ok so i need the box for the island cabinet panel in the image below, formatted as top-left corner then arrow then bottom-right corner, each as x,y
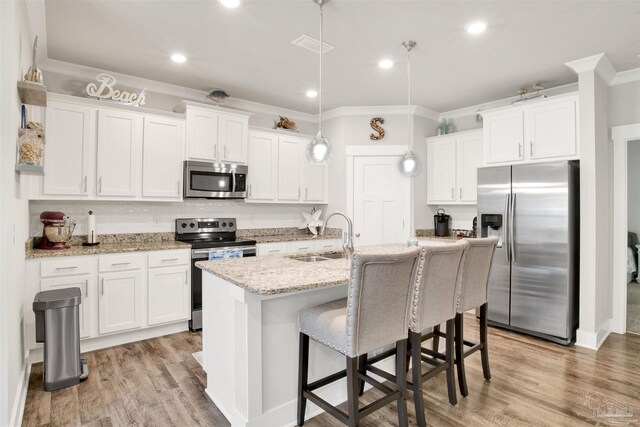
246,132 -> 278,201
218,114 -> 249,164
41,274 -> 93,339
186,108 -> 218,161
96,109 -> 143,197
43,101 -> 96,196
147,265 -> 189,325
98,269 -> 143,334
142,116 -> 184,199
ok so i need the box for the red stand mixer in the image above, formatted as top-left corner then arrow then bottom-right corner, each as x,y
37,211 -> 76,250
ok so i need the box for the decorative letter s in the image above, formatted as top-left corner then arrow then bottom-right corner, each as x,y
370,117 -> 385,141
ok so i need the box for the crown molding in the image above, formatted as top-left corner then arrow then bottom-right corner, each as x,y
322,105 -> 438,122
565,53 -> 617,84
610,67 -> 640,87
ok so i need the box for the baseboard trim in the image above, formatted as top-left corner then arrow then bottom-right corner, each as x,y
9,352 -> 31,427
576,318 -> 611,350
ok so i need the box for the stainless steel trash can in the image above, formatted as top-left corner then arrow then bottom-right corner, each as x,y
33,287 -> 88,391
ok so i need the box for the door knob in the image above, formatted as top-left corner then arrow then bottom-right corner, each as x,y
355,233 -> 360,237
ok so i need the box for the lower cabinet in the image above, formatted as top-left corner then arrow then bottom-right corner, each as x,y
98,269 -> 143,334
148,265 -> 189,325
41,274 -> 93,339
256,239 -> 342,256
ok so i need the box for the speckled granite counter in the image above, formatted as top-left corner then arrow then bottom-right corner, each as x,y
239,227 -> 342,244
25,232 -> 190,259
196,244 -> 421,296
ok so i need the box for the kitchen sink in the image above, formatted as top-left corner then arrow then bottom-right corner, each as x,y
320,252 -> 345,259
291,255 -> 331,262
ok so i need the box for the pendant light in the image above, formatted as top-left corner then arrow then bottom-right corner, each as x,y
306,0 -> 331,164
399,40 -> 420,176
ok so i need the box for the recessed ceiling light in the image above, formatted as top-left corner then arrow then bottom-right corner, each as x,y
219,0 -> 240,8
306,89 -> 318,98
171,53 -> 187,63
465,20 -> 487,34
378,58 -> 394,69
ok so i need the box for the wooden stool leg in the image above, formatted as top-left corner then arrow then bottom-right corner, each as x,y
357,354 -> 367,396
411,331 -> 427,427
297,333 -> 309,426
480,303 -> 492,380
395,339 -> 409,427
432,324 -> 441,353
445,318 -> 457,405
346,356 -> 360,427
455,313 -> 469,397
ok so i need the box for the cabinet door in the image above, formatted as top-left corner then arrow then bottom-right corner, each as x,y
427,137 -> 457,203
41,275 -> 93,339
98,270 -> 142,334
525,99 -> 577,160
301,150 -> 327,203
44,102 -> 96,196
247,132 -> 278,200
456,132 -> 483,203
483,110 -> 524,164
289,240 -> 314,253
219,114 -> 248,164
148,266 -> 189,325
277,136 -> 303,201
142,116 -> 184,199
186,109 -> 218,161
97,110 -> 143,197
313,239 -> 343,251
256,242 -> 290,256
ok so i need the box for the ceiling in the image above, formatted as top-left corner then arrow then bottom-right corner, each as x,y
43,0 -> 640,114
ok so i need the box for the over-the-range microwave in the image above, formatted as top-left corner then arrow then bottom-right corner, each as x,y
183,161 -> 248,199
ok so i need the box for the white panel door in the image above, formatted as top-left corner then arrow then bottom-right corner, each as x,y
142,116 -> 184,199
277,136 -> 303,201
526,100 -> 577,160
98,270 -> 142,334
427,137 -> 457,203
186,108 -> 218,161
41,275 -> 93,339
148,266 -> 189,325
301,154 -> 327,203
353,156 -> 405,247
44,102 -> 96,196
456,132 -> 483,203
247,132 -> 278,200
483,110 -> 524,164
97,110 -> 143,197
219,114 -> 248,164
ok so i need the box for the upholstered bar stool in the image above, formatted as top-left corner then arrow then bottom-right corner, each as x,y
296,249 -> 422,427
360,241 -> 468,427
454,237 -> 498,397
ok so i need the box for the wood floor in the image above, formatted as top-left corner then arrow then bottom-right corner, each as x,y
22,315 -> 640,426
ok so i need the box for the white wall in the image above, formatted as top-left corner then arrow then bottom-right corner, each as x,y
627,141 -> 640,235
609,80 -> 640,127
0,0 -> 33,424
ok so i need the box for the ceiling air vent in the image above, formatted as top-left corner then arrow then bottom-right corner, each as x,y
291,34 -> 335,54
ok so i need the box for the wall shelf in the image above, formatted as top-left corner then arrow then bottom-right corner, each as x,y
15,164 -> 44,174
17,81 -> 47,107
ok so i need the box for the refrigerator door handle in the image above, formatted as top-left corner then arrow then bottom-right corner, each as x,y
503,193 -> 509,258
510,193 -> 517,263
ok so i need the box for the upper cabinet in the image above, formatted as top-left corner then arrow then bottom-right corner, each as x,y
142,116 -> 185,200
174,101 -> 251,164
482,93 -> 578,166
426,129 -> 482,205
246,130 -> 327,204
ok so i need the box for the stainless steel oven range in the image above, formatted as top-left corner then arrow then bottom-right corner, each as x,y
175,218 -> 256,331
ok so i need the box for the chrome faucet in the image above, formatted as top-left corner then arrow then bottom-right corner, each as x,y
320,212 -> 354,260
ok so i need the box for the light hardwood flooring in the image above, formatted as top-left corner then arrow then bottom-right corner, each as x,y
22,314 -> 640,426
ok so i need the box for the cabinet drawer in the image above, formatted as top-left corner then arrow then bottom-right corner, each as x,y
99,254 -> 144,272
314,239 -> 342,251
257,242 -> 289,256
41,257 -> 94,277
148,250 -> 189,268
289,241 -> 314,253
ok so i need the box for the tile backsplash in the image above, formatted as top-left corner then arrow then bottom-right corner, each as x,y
30,200 -> 326,237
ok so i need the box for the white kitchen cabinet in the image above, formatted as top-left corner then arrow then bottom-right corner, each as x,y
41,275 -> 93,339
247,131 -> 278,201
301,156 -> 327,202
313,239 -> 343,251
277,136 -> 304,201
185,108 -> 218,161
289,240 -> 314,253
256,242 -> 290,256
482,93 -> 579,166
427,129 -> 482,205
142,115 -> 185,199
525,98 -> 577,160
147,265 -> 189,325
43,101 -> 96,196
218,113 -> 249,164
96,109 -> 143,197
98,269 -> 143,334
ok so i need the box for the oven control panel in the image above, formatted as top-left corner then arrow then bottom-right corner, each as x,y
175,218 -> 237,234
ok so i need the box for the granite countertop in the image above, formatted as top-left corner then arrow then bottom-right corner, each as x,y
238,227 -> 342,244
251,234 -> 342,244
196,244 -> 429,296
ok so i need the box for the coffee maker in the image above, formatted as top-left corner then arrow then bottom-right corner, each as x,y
434,208 -> 451,237
37,211 -> 76,250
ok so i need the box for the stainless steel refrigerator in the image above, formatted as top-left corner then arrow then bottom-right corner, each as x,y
477,161 -> 579,344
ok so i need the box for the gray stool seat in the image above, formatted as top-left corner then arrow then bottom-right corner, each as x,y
298,298 -> 348,355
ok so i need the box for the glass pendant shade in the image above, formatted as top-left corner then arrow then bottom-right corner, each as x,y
399,150 -> 420,176
306,131 -> 331,164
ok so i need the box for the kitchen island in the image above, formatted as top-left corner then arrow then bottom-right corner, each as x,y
196,245 -> 418,427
